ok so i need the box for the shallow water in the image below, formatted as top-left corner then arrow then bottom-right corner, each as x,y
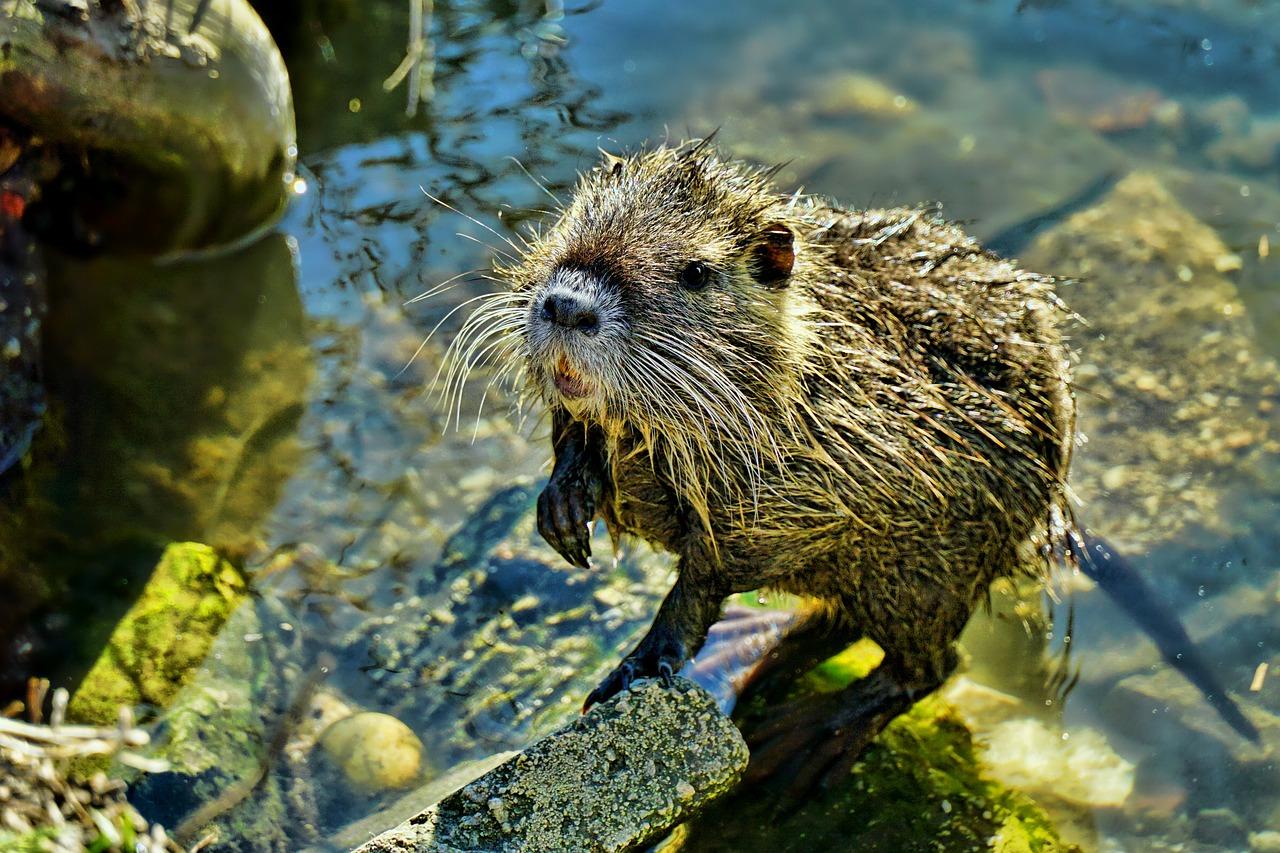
4,0 -> 1280,849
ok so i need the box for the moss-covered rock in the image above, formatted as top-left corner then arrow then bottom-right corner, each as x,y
354,678 -> 748,853
0,229 -> 308,707
669,642 -> 1072,853
67,543 -> 247,725
126,593 -> 309,852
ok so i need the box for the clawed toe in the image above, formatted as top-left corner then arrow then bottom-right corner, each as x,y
537,483 -> 594,568
582,633 -> 688,712
656,659 -> 676,687
583,660 -> 636,712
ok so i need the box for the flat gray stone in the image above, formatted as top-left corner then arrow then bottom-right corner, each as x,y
352,677 -> 748,853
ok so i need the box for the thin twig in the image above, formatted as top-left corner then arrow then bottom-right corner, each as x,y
384,0 -> 435,116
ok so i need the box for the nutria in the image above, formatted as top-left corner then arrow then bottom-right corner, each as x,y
453,139 -> 1256,793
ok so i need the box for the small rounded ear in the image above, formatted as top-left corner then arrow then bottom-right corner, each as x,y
599,150 -> 625,178
751,223 -> 794,286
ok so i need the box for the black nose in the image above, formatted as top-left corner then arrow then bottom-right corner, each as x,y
541,292 -> 600,335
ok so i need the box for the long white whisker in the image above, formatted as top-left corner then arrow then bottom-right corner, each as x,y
448,332 -> 521,430
404,268 -> 483,306
506,155 -> 563,208
435,298 -> 523,398
470,340 -> 525,439
404,291 -> 520,381
420,188 -> 524,257
434,293 -> 526,420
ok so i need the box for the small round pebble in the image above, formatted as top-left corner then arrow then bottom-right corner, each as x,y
319,712 -> 424,792
1251,830 -> 1280,853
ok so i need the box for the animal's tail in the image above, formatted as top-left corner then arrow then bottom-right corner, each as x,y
1066,529 -> 1260,743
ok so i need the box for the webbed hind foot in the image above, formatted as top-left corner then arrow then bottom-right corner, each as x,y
741,667 -> 911,800
735,611 -> 860,708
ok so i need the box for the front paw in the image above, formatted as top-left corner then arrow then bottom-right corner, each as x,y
583,630 -> 687,711
537,471 -> 597,569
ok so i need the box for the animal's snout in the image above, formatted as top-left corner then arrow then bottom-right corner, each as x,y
541,292 -> 600,336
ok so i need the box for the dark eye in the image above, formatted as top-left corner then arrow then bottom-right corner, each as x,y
679,261 -> 710,291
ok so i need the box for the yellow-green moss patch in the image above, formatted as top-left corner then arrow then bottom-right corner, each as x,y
67,543 -> 246,725
671,641 -> 1072,853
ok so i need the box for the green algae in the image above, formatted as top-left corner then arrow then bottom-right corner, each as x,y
0,827 -> 59,853
671,642 -> 1072,853
67,543 -> 247,726
0,230 -> 309,703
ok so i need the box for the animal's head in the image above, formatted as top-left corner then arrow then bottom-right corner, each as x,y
518,142 -> 816,425
457,141 -> 823,515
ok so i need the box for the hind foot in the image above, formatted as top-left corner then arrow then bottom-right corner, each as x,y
735,611 -> 860,708
741,666 -> 918,802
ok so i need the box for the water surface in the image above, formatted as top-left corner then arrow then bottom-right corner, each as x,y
7,0 -> 1280,849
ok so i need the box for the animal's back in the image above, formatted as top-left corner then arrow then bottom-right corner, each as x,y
709,205 -> 1074,612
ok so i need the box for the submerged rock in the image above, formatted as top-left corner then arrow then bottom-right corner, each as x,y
1103,666 -> 1273,764
125,594 -> 310,852
807,71 -> 918,121
1101,663 -> 1279,842
1193,807 -> 1250,849
943,679 -> 1135,814
67,542 -> 247,726
1035,65 -> 1169,134
1250,830 -> 1280,853
1024,171 -> 1280,552
1204,116 -> 1280,173
38,234 -> 311,555
353,678 -> 747,853
126,480 -> 678,850
318,712 -> 425,793
976,718 -> 1134,809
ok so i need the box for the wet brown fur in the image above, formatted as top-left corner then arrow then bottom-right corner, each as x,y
478,140 -> 1074,780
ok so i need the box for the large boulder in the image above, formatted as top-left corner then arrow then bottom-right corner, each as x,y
0,0 -> 296,254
